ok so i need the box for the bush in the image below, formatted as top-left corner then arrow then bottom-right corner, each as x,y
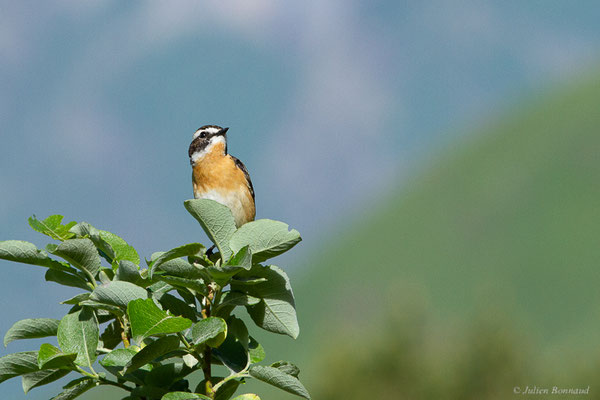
0,199 -> 310,400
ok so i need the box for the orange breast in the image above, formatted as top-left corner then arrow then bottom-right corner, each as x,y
192,145 -> 255,227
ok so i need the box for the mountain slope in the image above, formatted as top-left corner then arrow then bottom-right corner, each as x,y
252,73 -> 600,396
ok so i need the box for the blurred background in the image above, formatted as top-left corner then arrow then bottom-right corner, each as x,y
2,1 -> 600,399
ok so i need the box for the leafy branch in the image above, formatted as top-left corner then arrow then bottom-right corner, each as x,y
0,199 -> 309,400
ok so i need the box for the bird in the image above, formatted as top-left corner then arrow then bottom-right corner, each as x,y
189,125 -> 255,228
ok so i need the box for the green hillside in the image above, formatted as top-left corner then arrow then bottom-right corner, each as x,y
253,74 -> 600,397
301,72 -> 600,338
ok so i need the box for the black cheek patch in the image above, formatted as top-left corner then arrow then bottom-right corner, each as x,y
188,137 -> 209,160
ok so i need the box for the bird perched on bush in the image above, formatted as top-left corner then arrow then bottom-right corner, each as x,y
189,125 -> 255,228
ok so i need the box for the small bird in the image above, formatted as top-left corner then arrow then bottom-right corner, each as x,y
189,125 -> 255,228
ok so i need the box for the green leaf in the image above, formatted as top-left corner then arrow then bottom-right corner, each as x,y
149,251 -> 165,263
270,361 -> 300,378
50,377 -> 96,400
132,386 -> 169,399
45,269 -> 91,291
100,348 -> 137,368
207,247 -> 252,286
22,368 -> 71,393
90,281 -> 148,309
4,318 -> 60,346
124,336 -> 181,374
28,215 -> 76,241
37,343 -> 77,369
205,269 -> 237,290
100,348 -> 151,384
213,316 -> 248,373
145,363 -> 193,389
249,337 -> 266,364
156,258 -> 205,279
69,222 -> 116,264
128,299 -> 192,343
184,199 -> 237,260
148,281 -> 175,298
0,240 -> 70,270
149,243 -> 205,278
231,395 -> 261,400
158,293 -> 198,321
170,379 -> 193,392
232,265 -> 299,339
247,296 -> 298,338
227,245 -> 252,270
116,260 -> 145,285
249,365 -> 310,399
176,288 -> 197,306
218,291 -> 261,308
227,316 -> 249,350
62,376 -> 90,388
61,293 -> 91,305
213,341 -> 248,373
162,393 -> 211,400
50,238 -> 102,278
229,220 -> 301,263
99,267 -> 114,283
0,351 -> 39,384
95,309 -> 115,324
190,317 -> 227,347
101,349 -> 153,387
57,307 -> 99,367
99,230 -> 140,264
215,379 -> 241,400
79,300 -> 124,316
157,275 -> 207,296
98,320 -> 122,351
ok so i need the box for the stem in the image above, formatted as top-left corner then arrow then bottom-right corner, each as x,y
212,370 -> 250,393
121,332 -> 130,348
178,332 -> 192,349
213,285 -> 223,304
200,290 -> 211,320
75,365 -> 135,394
75,365 -> 97,379
202,283 -> 217,398
89,364 -> 98,376
118,316 -> 130,348
82,269 -> 97,288
203,349 -> 213,397
98,376 -> 133,392
77,366 -> 133,393
96,347 -> 112,354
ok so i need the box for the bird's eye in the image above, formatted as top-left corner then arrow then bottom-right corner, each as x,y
200,132 -> 207,138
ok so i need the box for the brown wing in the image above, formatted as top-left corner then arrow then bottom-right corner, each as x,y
231,155 -> 255,202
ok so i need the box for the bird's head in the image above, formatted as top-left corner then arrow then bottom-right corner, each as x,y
189,125 -> 229,164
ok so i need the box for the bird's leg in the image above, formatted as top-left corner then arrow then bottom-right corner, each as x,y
206,245 -> 215,257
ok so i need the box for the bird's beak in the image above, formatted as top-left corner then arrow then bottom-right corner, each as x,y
217,127 -> 229,136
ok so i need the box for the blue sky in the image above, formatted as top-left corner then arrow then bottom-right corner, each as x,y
1,1 -> 600,398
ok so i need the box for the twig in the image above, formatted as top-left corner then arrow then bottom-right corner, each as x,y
202,283 -> 217,398
212,370 -> 251,393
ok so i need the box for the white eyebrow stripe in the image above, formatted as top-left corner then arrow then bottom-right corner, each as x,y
193,126 -> 221,140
